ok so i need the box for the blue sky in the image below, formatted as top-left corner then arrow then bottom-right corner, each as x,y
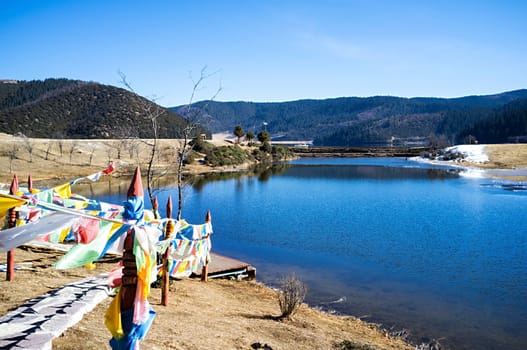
1,0 -> 526,106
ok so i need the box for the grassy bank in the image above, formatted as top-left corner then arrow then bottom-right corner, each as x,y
0,134 -> 293,186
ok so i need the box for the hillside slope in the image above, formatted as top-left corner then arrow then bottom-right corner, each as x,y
172,90 -> 527,146
0,79 -> 197,139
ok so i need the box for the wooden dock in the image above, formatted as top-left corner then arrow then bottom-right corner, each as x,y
195,252 -> 256,280
26,240 -> 256,280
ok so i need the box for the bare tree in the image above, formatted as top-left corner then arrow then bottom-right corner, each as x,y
132,141 -> 142,166
104,142 -> 114,163
116,141 -> 124,160
112,124 -> 138,163
118,68 -> 221,218
58,140 -> 64,157
8,144 -> 18,173
125,138 -> 142,164
20,134 -> 34,163
67,141 -> 79,164
52,131 -> 65,156
87,143 -> 97,165
119,71 -> 167,208
175,67 -> 222,219
45,142 -> 53,160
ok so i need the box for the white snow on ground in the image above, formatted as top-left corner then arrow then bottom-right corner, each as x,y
445,144 -> 489,164
409,144 -> 489,178
410,144 -> 489,166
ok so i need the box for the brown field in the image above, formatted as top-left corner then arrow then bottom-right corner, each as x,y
0,133 -> 217,186
0,246 -> 413,350
479,144 -> 527,169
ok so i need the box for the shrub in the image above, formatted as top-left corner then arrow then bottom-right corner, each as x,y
190,137 -> 214,153
204,145 -> 253,167
277,273 -> 307,319
271,145 -> 294,160
183,150 -> 198,165
260,141 -> 272,153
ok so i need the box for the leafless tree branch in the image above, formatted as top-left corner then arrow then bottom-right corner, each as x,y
175,67 -> 222,219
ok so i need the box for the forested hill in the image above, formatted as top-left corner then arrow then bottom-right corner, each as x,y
0,79 -> 192,139
172,90 -> 527,146
457,97 -> 527,144
2,79 -> 525,145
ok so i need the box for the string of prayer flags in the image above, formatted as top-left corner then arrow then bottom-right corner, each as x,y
0,212 -> 78,252
163,219 -> 213,278
55,219 -> 114,269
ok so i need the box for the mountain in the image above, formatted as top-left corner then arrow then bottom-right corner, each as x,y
458,97 -> 527,143
0,78 -> 197,139
2,79 -> 525,146
171,90 -> 527,146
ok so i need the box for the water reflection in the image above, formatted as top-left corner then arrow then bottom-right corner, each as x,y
73,164 -> 293,203
281,164 -> 460,181
191,164 -> 292,190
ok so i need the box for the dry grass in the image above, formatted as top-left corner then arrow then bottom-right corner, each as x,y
0,133 -> 192,186
0,247 -> 412,350
479,144 -> 527,169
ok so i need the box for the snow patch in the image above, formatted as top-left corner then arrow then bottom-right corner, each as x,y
445,145 -> 489,164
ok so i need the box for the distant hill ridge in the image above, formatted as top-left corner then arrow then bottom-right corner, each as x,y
172,89 -> 527,146
0,78 -> 193,139
1,78 -> 525,145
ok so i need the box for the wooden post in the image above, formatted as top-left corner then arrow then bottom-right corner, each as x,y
121,228 -> 137,311
161,196 -> 173,306
152,196 -> 159,219
120,167 -> 142,318
201,210 -> 211,282
27,174 -> 33,193
6,174 -> 19,281
166,195 -> 172,220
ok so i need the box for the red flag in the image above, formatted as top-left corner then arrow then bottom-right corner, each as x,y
103,162 -> 115,175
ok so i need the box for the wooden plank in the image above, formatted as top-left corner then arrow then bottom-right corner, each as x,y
195,252 -> 256,280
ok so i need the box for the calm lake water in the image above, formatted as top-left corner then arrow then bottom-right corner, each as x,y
76,158 -> 527,350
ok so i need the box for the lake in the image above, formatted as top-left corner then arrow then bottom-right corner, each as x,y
76,158 -> 527,350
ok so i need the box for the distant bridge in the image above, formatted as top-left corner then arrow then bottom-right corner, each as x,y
270,140 -> 313,147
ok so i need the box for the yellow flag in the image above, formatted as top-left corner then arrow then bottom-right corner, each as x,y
53,183 -> 72,199
105,288 -> 124,339
0,195 -> 26,218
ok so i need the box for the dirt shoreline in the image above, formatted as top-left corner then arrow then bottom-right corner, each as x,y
0,246 -> 416,350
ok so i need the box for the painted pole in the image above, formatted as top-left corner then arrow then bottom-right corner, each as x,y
152,196 -> 159,219
166,195 -> 172,221
120,167 -> 143,317
201,210 -> 211,282
27,174 -> 33,193
6,174 -> 19,281
161,196 -> 173,306
121,228 -> 137,310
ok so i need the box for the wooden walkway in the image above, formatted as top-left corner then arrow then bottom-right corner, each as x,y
24,242 -> 256,280
196,252 -> 256,280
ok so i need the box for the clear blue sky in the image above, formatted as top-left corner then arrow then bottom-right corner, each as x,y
1,0 -> 526,106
